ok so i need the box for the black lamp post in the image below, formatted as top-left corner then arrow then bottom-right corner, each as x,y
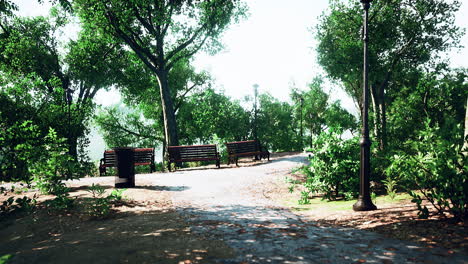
253,84 -> 260,160
253,84 -> 259,142
353,0 -> 377,211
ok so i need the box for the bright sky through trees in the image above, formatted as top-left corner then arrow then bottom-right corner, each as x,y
14,0 -> 468,116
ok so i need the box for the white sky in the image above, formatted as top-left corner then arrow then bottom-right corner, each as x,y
14,0 -> 468,113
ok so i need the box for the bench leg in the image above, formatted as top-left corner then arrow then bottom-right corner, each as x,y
235,157 -> 239,167
168,162 -> 172,172
216,160 -> 220,168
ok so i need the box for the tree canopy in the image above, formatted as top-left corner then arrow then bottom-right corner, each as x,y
74,0 -> 248,156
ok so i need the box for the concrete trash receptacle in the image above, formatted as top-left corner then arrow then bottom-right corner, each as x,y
113,147 -> 135,188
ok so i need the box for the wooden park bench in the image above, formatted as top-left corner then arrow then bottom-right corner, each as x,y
167,144 -> 220,172
99,148 -> 156,176
225,140 -> 270,166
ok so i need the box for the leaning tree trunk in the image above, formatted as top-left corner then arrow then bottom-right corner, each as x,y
379,87 -> 387,151
370,84 -> 386,151
370,84 -> 381,149
156,70 -> 179,161
464,97 -> 468,152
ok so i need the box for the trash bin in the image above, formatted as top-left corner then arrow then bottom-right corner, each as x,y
113,147 -> 135,188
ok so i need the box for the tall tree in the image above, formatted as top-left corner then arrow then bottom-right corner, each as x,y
316,0 -> 463,150
75,0 -> 247,156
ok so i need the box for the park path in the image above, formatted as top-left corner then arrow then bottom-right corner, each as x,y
145,153 -> 467,264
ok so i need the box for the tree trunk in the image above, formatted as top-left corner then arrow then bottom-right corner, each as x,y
370,84 -> 386,151
464,97 -> 468,152
379,87 -> 387,151
370,84 -> 381,145
156,70 -> 179,160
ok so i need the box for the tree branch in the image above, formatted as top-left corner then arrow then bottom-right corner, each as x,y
167,34 -> 209,70
165,25 -> 206,63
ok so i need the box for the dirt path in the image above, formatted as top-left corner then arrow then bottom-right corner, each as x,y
144,153 -> 468,264
1,153 -> 467,263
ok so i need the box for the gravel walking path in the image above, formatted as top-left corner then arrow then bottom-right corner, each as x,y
145,153 -> 467,264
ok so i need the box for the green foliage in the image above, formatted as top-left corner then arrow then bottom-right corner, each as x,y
387,68 -> 468,148
31,128 -> 74,194
0,11 -> 123,177
107,188 -> 126,202
316,0 -> 462,98
387,120 -> 467,220
86,184 -> 110,218
316,0 -> 464,149
179,88 -> 250,144
76,0 -> 248,149
290,78 -> 357,149
95,105 -> 161,149
0,254 -> 12,264
85,184 -> 126,218
0,186 -> 37,215
46,189 -> 74,213
382,175 -> 398,200
256,93 -> 299,152
293,128 -> 360,203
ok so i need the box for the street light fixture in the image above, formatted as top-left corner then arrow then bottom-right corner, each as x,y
353,0 -> 377,211
253,84 -> 260,160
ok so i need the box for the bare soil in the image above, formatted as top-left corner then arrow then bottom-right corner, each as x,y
0,181 -> 234,263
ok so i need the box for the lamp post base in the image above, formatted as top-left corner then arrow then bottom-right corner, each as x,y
353,195 -> 377,211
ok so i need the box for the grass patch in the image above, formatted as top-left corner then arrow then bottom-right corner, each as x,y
285,192 -> 412,212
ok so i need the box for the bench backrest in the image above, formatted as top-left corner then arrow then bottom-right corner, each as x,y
103,150 -> 117,167
225,140 -> 261,155
103,148 -> 154,166
168,144 -> 218,161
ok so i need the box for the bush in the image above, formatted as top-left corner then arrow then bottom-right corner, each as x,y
31,128 -> 74,195
0,185 -> 37,215
85,184 -> 126,218
292,128 -> 360,203
387,120 -> 467,220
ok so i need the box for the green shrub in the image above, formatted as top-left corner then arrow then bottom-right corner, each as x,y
382,175 -> 398,200
0,185 -> 37,215
387,120 -> 467,220
107,188 -> 126,202
292,128 -> 360,203
85,184 -> 126,218
31,128 -> 74,195
86,184 -> 110,218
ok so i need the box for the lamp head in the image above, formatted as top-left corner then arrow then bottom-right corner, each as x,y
360,0 -> 372,9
